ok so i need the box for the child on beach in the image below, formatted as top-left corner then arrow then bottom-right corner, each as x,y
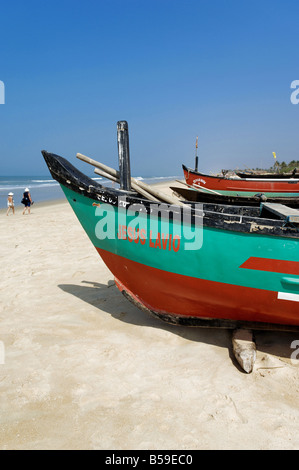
22,188 -> 32,215
6,192 -> 15,216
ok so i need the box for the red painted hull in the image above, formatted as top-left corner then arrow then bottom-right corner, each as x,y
183,166 -> 299,194
96,247 -> 299,328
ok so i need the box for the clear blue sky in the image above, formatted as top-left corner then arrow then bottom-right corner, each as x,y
1,0 -> 299,177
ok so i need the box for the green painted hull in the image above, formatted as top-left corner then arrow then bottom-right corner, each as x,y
62,185 -> 299,294
61,183 -> 299,327
41,151 -> 299,328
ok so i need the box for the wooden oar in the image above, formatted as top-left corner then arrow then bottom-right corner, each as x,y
176,179 -> 222,195
94,168 -> 160,202
77,152 -> 184,206
131,177 -> 185,206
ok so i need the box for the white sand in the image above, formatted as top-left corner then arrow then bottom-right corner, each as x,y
1,185 -> 299,450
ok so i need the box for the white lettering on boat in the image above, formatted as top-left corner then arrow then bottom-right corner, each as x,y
193,178 -> 206,185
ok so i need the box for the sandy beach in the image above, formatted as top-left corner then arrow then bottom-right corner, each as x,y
1,182 -> 299,450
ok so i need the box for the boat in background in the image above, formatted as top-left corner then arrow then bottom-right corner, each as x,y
170,185 -> 299,207
42,122 -> 299,332
183,164 -> 299,198
236,168 -> 299,179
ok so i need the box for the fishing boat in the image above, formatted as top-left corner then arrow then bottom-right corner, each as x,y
171,185 -> 299,207
42,123 -> 299,332
183,164 -> 299,198
236,169 -> 299,179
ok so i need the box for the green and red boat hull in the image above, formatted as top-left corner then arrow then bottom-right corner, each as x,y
61,182 -> 299,329
42,152 -> 299,330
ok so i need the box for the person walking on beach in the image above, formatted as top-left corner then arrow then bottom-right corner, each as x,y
6,192 -> 15,216
22,188 -> 32,215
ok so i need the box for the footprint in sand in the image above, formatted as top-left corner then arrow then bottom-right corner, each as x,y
200,393 -> 247,424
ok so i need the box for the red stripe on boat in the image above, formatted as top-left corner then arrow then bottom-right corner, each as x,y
183,167 -> 299,193
240,257 -> 299,275
95,247 -> 299,326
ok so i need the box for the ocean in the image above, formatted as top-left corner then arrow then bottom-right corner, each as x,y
0,174 -> 180,210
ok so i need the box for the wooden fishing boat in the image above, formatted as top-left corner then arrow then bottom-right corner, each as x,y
236,169 -> 299,179
170,185 -> 299,207
42,127 -> 299,332
183,164 -> 299,198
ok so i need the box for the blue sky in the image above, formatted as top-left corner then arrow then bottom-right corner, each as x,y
0,0 -> 299,177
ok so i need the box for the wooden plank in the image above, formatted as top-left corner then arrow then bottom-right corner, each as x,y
77,153 -> 185,206
94,168 -> 160,202
176,179 -> 222,195
261,202 -> 299,223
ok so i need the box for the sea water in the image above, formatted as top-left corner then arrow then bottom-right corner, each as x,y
0,175 -> 180,210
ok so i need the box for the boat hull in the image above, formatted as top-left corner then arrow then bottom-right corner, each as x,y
170,185 -> 299,207
42,152 -> 299,330
98,247 -> 299,329
183,165 -> 299,197
61,182 -> 299,329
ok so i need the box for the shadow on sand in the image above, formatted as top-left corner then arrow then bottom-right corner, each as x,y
58,279 -> 299,372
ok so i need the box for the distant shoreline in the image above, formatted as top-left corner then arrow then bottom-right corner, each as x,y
0,175 -> 182,211
1,179 -> 183,215
0,198 -> 67,215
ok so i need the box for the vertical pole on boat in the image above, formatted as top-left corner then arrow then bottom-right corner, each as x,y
195,136 -> 198,172
117,120 -> 131,191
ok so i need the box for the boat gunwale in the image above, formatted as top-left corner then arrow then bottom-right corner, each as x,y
182,164 -> 299,183
42,151 -> 299,239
